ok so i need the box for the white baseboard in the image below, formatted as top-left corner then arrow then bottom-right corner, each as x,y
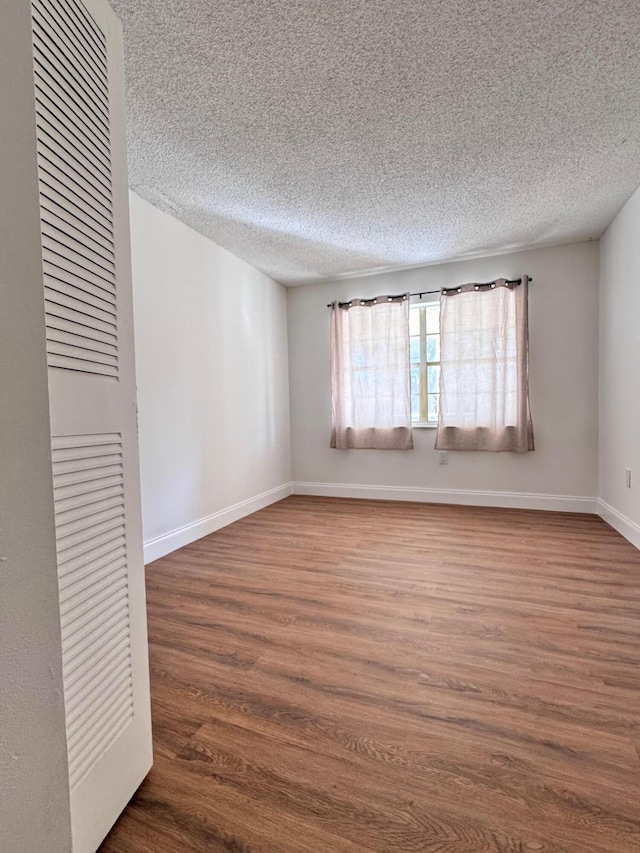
142,483 -> 638,562
143,482 -> 293,563
597,499 -> 640,550
293,481 -> 597,513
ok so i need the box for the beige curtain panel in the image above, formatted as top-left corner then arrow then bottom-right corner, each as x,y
435,277 -> 534,452
330,295 -> 413,450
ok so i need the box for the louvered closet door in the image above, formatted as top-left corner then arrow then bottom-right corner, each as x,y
31,0 -> 152,850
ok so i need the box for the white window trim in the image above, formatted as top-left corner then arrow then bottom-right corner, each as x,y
410,295 -> 440,429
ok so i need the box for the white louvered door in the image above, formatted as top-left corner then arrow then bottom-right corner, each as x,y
31,0 -> 152,850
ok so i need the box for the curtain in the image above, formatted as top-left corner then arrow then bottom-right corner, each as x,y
330,295 -> 413,450
435,277 -> 534,452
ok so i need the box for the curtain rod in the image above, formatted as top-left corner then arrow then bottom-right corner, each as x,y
327,276 -> 531,308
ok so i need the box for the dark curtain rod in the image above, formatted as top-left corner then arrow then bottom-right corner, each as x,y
327,276 -> 531,308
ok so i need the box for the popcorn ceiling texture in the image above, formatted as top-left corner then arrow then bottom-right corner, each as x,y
111,0 -> 640,285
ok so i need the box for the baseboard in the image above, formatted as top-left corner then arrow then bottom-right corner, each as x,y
293,481 -> 597,513
143,482 -> 294,563
142,484 -> 638,561
597,499 -> 640,550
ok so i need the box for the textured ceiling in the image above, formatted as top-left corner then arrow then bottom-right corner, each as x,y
111,0 -> 640,285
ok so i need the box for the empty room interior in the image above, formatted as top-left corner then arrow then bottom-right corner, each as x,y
2,1 -> 640,851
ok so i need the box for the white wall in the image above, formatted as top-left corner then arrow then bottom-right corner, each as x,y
0,2 -> 72,849
129,192 -> 292,561
598,186 -> 640,546
288,242 -> 599,511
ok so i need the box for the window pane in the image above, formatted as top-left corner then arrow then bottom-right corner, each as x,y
411,395 -> 420,421
410,336 -> 420,363
426,304 -> 439,334
426,334 -> 440,362
410,365 -> 420,395
428,394 -> 439,421
409,306 -> 421,336
427,365 -> 440,394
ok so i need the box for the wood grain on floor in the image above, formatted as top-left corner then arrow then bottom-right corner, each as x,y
99,496 -> 640,853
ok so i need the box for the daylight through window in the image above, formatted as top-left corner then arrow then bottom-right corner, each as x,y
410,301 -> 440,426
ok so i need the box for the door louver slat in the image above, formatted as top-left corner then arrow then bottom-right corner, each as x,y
33,0 -> 118,380
61,574 -> 128,632
43,241 -> 115,290
46,325 -> 118,358
56,494 -> 125,525
66,652 -> 131,734
60,554 -> 128,606
56,0 -> 106,49
45,279 -> 117,322
69,699 -> 134,789
61,588 -> 128,657
38,153 -> 112,222
37,134 -> 112,211
33,60 -> 110,154
46,302 -> 118,336
54,474 -> 124,502
52,0 -> 107,69
52,434 -> 133,791
55,487 -> 125,519
67,671 -> 132,745
57,521 -> 126,566
39,169 -> 113,236
40,190 -> 114,250
56,504 -> 126,540
59,545 -> 127,594
41,223 -> 115,275
37,121 -> 112,197
32,20 -> 110,116
46,344 -> 118,373
48,353 -> 118,378
41,208 -> 114,261
35,92 -> 111,175
33,0 -> 108,91
53,436 -> 122,456
64,626 -> 130,700
63,621 -> 129,681
53,461 -> 123,482
44,265 -> 117,309
56,516 -> 127,557
58,535 -> 128,583
32,36 -> 110,133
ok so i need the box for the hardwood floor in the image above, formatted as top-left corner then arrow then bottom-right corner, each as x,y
100,496 -> 640,853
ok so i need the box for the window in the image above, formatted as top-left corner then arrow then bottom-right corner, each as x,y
435,279 -> 534,452
330,278 -> 533,449
409,301 -> 440,427
330,296 -> 414,450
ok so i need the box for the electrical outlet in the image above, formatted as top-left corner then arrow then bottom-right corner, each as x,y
625,469 -> 631,488
439,451 -> 449,465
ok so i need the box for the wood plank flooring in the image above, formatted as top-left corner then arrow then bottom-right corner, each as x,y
100,496 -> 640,853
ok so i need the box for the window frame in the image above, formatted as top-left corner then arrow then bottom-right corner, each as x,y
410,297 -> 440,429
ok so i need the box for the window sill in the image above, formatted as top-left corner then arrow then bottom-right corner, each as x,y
412,422 -> 437,429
